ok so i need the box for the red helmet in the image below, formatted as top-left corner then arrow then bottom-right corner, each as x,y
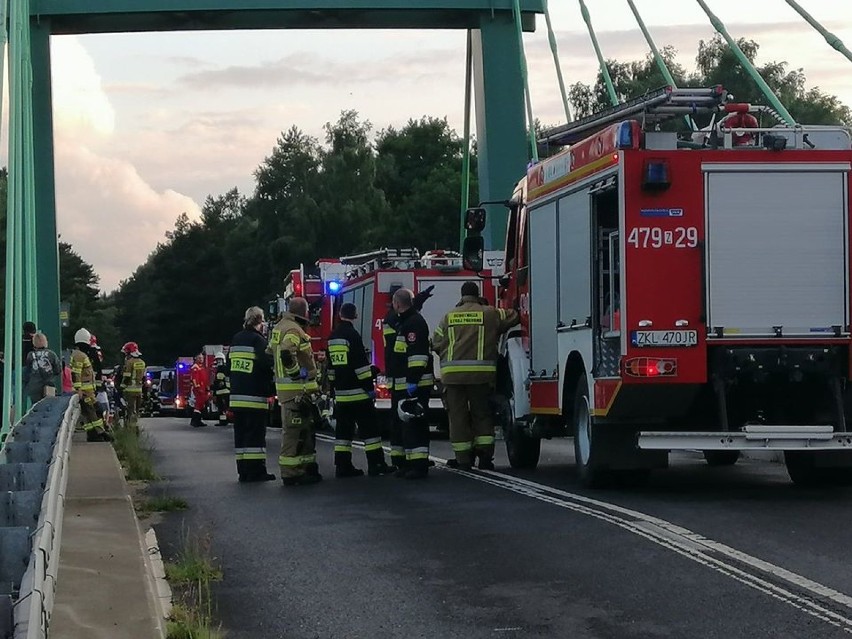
121,341 -> 141,356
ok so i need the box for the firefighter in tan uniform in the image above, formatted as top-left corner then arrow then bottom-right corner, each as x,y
432,281 -> 519,470
120,341 -> 146,431
71,328 -> 111,442
268,297 -> 322,486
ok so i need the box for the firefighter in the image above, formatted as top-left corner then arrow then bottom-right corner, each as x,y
189,353 -> 210,428
269,297 -> 322,486
327,302 -> 393,478
71,328 -> 111,442
120,342 -> 146,431
212,351 -> 231,426
229,306 -> 276,482
388,288 -> 433,479
382,284 -> 434,469
433,281 -> 519,470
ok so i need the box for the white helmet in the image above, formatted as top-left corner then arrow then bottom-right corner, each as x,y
397,398 -> 425,424
215,351 -> 226,362
74,328 -> 91,345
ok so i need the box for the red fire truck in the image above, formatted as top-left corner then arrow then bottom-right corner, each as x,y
327,248 -> 500,420
462,86 -> 852,487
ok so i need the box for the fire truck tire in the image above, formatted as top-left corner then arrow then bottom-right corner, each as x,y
784,451 -> 852,487
494,394 -> 540,469
702,450 -> 741,467
572,376 -> 614,488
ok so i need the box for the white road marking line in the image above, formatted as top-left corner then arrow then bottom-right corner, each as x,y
314,433 -> 852,631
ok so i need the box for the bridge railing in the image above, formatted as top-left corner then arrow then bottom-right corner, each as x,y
0,396 -> 78,639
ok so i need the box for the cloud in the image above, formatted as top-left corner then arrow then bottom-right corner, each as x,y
54,141 -> 200,292
51,36 -> 202,291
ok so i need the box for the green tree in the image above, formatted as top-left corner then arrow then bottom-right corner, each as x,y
569,36 -> 851,126
374,116 -> 476,250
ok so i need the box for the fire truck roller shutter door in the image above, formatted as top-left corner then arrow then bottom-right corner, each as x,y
705,168 -> 848,336
558,191 -> 592,331
529,201 -> 559,377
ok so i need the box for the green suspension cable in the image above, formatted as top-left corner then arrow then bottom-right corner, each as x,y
694,0 -> 797,126
625,0 -> 694,130
459,29 -> 473,250
578,0 -> 618,107
11,0 -> 24,420
0,0 -> 9,442
512,0 -> 539,162
784,0 -> 852,64
542,0 -> 571,122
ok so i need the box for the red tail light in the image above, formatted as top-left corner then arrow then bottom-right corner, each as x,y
624,357 -> 677,378
374,377 -> 392,400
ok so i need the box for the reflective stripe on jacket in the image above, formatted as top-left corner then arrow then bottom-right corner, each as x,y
122,356 -> 147,393
268,313 -> 318,403
432,296 -> 520,385
229,328 -> 274,411
327,320 -> 373,403
70,347 -> 96,393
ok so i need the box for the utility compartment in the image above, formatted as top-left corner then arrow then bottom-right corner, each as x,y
704,163 -> 850,337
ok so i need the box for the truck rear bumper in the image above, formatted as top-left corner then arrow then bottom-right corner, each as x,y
376,398 -> 445,412
638,425 -> 852,451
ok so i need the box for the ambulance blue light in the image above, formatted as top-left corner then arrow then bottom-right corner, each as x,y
327,280 -> 342,294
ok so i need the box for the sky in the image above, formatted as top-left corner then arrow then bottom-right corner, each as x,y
40,0 -> 852,291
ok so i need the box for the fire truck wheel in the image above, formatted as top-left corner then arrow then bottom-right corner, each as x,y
495,394 -> 540,469
784,451 -> 852,487
572,376 -> 614,488
702,450 -> 741,467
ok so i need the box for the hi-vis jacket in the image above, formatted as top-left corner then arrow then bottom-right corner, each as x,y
268,313 -> 318,403
228,327 -> 273,410
327,320 -> 373,403
70,347 -> 96,396
212,363 -> 231,396
432,296 -> 520,385
386,307 -> 432,392
121,356 -> 147,394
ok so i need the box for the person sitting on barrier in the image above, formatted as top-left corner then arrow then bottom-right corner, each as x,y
23,332 -> 61,406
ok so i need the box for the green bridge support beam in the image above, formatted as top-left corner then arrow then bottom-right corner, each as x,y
472,13 -> 530,249
31,18 -> 61,354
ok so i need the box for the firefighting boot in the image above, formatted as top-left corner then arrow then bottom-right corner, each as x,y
335,465 -> 365,478
478,459 -> 496,471
394,459 -> 410,478
404,459 -> 429,480
305,462 -> 323,480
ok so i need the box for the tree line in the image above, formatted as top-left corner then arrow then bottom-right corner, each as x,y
0,35 -> 848,367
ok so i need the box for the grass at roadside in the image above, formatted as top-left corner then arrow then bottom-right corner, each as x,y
135,495 -> 188,515
165,528 -> 225,639
111,424 -> 158,480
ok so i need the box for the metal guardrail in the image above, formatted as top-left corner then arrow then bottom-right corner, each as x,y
0,396 -> 78,639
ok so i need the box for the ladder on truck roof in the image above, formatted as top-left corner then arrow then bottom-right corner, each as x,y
339,248 -> 421,279
540,85 -> 728,147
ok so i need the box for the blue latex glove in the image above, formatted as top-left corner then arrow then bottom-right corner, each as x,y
299,367 -> 308,380
407,383 -> 418,397
367,390 -> 377,400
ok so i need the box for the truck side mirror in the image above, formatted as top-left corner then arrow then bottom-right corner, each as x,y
462,235 -> 484,272
464,207 -> 487,233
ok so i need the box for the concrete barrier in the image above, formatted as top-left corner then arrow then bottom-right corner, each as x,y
0,396 -> 78,639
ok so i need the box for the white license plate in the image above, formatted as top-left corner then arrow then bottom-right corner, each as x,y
631,330 -> 698,348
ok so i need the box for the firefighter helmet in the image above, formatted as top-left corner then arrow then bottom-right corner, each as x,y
74,328 -> 91,345
122,341 -> 141,357
215,351 -> 226,363
397,398 -> 425,424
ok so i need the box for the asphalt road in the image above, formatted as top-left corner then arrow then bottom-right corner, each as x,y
145,416 -> 852,639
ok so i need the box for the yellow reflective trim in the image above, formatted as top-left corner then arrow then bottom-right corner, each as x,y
330,351 -> 348,366
230,400 -> 268,409
394,340 -> 406,353
452,441 -> 473,451
474,436 -> 495,446
269,329 -> 282,345
448,311 -> 484,326
477,326 -> 484,360
441,365 -> 496,374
